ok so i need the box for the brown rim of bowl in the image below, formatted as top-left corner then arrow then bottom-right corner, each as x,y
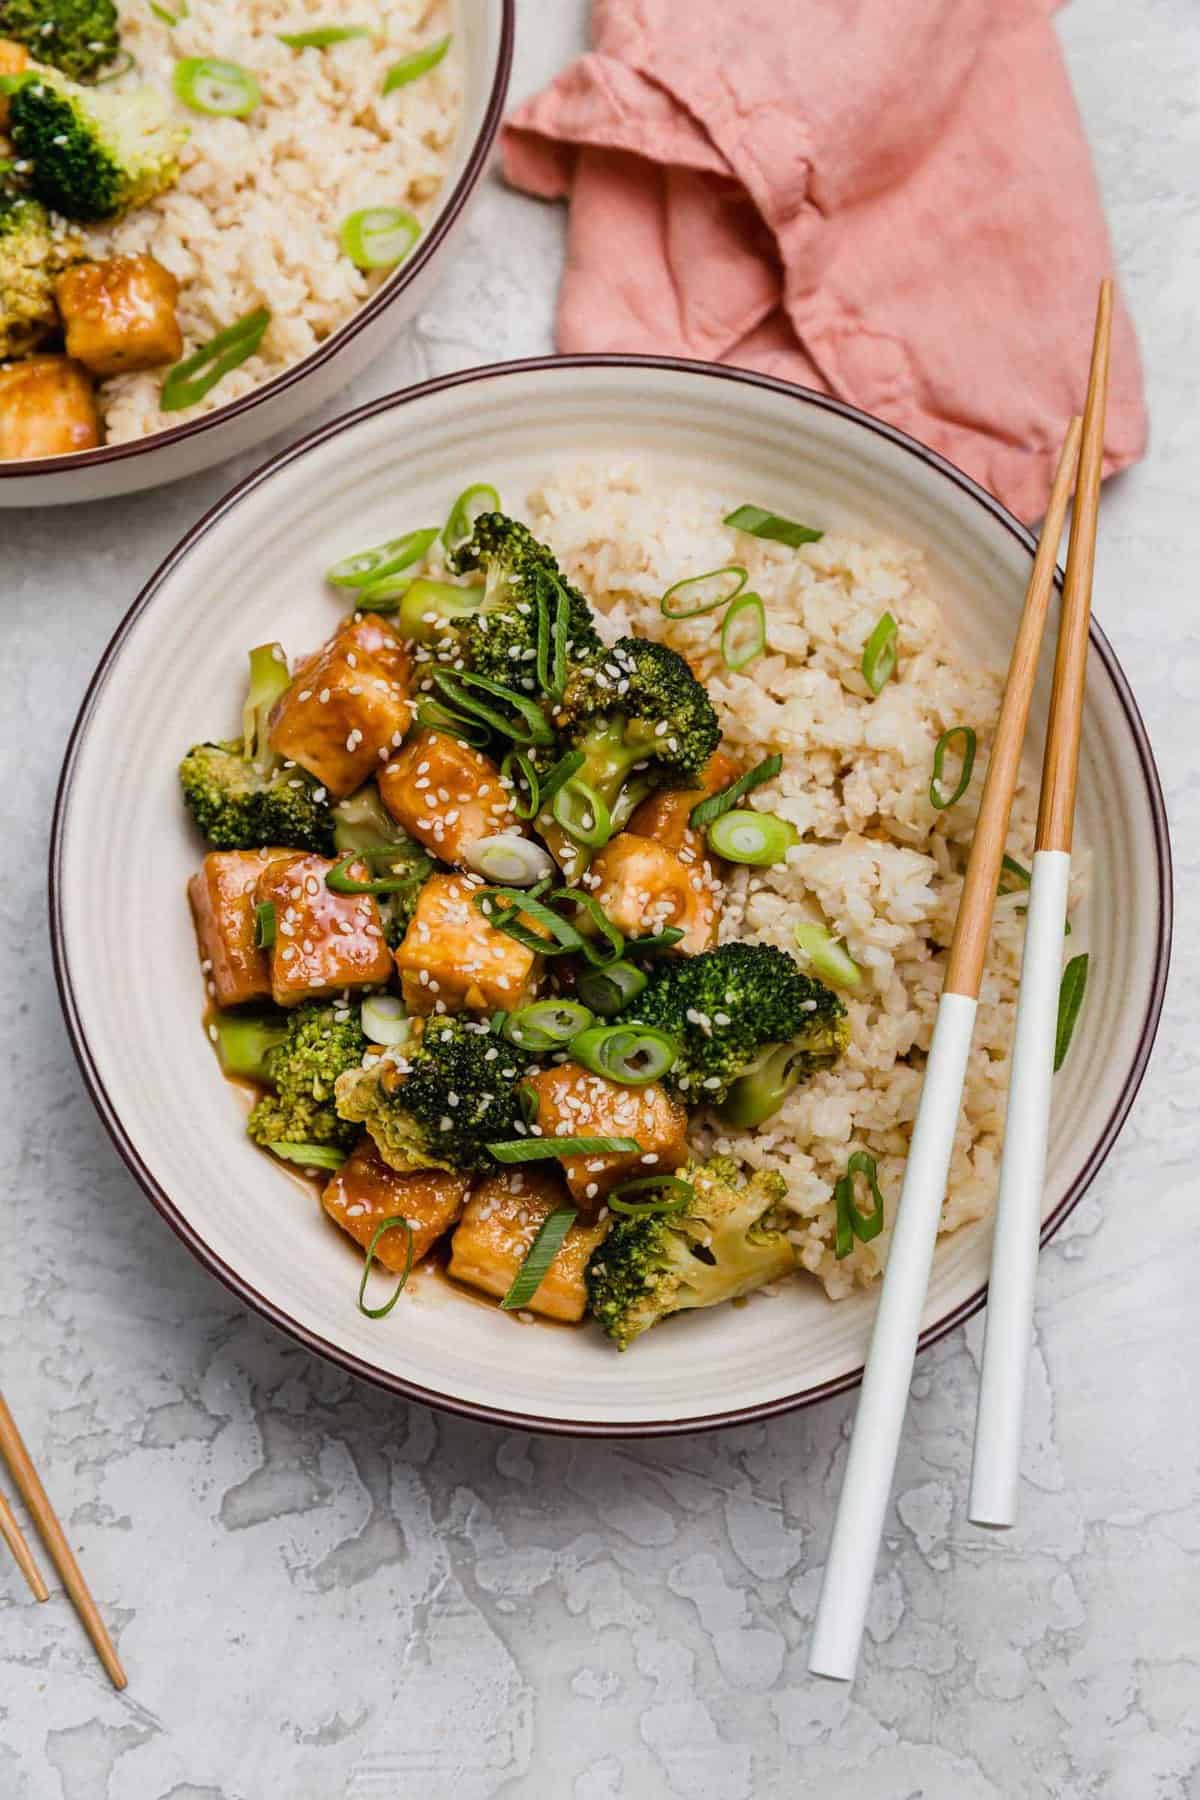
49,356 -> 1174,1439
0,4 -> 516,480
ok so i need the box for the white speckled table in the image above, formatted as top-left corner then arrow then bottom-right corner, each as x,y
2,4 -> 1197,1795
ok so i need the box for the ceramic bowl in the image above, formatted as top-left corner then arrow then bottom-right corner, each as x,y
51,358 -> 1172,1435
0,0 -> 513,509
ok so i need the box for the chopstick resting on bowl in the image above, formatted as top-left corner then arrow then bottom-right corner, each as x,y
807,386 -> 1092,1681
968,282 -> 1113,1528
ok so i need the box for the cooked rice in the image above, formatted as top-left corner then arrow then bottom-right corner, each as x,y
86,0 -> 460,442
511,462 -> 1088,1300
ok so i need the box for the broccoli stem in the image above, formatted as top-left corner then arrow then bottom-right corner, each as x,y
332,784 -> 397,853
717,1041 -> 805,1129
395,578 -> 485,644
213,1010 -> 288,1083
538,718 -> 656,881
242,644 -> 290,773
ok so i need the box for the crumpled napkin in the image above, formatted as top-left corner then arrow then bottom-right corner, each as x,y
502,0 -> 1147,522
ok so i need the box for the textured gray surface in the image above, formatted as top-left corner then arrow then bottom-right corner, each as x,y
1,3 -> 1196,1795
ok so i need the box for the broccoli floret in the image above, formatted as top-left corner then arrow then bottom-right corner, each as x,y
180,644 -> 336,854
6,67 -> 186,221
0,193 -> 74,358
246,1002 -> 368,1153
334,1015 -> 532,1173
587,1157 -> 795,1348
0,0 -> 120,82
620,942 -> 849,1121
211,1010 -> 288,1083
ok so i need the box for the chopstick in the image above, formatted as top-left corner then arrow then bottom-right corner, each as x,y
969,280 -> 1113,1528
0,1390 -> 127,1690
0,1485 -> 49,1602
807,407 -> 1086,1685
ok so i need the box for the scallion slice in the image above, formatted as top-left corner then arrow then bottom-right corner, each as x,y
536,576 -> 572,699
473,887 -> 582,956
706,809 -> 798,866
254,900 -> 276,948
382,32 -> 452,93
689,753 -> 781,831
413,697 -> 490,748
793,922 -> 862,991
624,927 -> 686,953
862,612 -> 898,695
608,1175 -> 694,1217
834,1151 -> 887,1259
575,959 -> 647,1017
552,777 -> 612,848
442,481 -> 499,552
173,56 -> 261,117
568,1024 -> 678,1087
500,748 -> 539,820
278,24 -> 372,48
724,503 -> 823,548
326,847 -> 425,896
660,565 -> 747,620
929,725 -> 977,810
150,1 -> 188,22
467,833 -> 555,888
431,669 -> 555,747
1053,953 -> 1088,1072
361,995 -> 411,1048
91,49 -> 138,82
999,853 -> 1032,894
505,1000 -> 594,1052
487,1136 -> 640,1164
551,887 -> 624,967
357,1214 -> 415,1318
537,748 -> 585,808
500,1203 -> 577,1310
272,1141 -> 347,1172
339,206 -> 421,271
160,307 -> 271,412
326,526 -> 437,589
720,592 -> 765,670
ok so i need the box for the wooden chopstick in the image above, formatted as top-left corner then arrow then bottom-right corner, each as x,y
808,410 -> 1085,1685
969,280 -> 1113,1528
0,1390 -> 127,1689
0,1485 -> 49,1602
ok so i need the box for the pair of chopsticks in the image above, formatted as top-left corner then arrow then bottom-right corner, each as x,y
810,281 -> 1112,1683
0,1389 -> 127,1689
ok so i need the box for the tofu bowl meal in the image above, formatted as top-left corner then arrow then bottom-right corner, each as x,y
0,0 -> 513,505
51,360 -> 1170,1434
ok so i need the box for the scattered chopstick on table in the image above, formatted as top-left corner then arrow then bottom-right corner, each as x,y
969,281 -> 1113,1528
0,1389 -> 127,1690
0,1484 -> 49,1602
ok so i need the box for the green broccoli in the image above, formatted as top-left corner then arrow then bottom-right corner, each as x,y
180,644 -> 336,854
334,1015 -> 532,1173
330,785 -> 434,946
5,66 -> 186,221
619,942 -> 849,1123
0,193 -> 74,358
245,1001 -> 368,1153
210,1010 -> 288,1083
0,0 -> 120,82
587,1158 -> 796,1349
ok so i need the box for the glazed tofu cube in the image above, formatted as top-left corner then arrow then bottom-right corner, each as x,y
448,1169 -> 609,1322
393,872 -> 539,1016
379,728 -> 518,866
628,749 -> 741,852
188,848 -> 290,1009
0,357 -> 100,461
0,38 -> 28,125
522,1062 -> 689,1207
267,618 -> 413,798
256,852 -> 393,1006
55,255 -> 182,377
585,832 -> 720,956
323,1141 -> 472,1267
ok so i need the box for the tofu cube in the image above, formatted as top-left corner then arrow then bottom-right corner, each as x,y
628,749 -> 741,851
267,618 -> 413,798
56,255 -> 182,377
0,39 -> 28,125
393,872 -> 539,1016
256,852 -> 393,1006
188,848 -> 289,1009
0,357 -> 99,461
323,1140 -> 472,1267
448,1169 -> 609,1322
585,832 -> 720,957
521,1062 -> 689,1206
379,728 -> 518,866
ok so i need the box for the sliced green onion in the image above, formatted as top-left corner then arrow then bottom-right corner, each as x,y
254,901 -> 276,949
724,503 -> 823,548
413,698 -> 489,748
278,25 -> 372,48
608,1175 -> 694,1218
442,482 -> 499,553
272,1141 -> 347,1172
432,669 -> 555,748
327,527 -> 437,589
357,1214 -> 415,1317
339,206 -> 421,272
569,1024 -> 678,1087
660,565 -> 747,620
90,49 -> 138,83
834,1151 -> 887,1258
173,56 -> 261,117
382,32 -> 452,93
505,1000 -> 594,1052
392,575 -> 482,636
689,753 -> 781,831
552,778 -> 612,849
536,577 -> 571,699
487,1136 -> 640,1164
999,853 -> 1032,894
473,888 -> 582,956
929,726 -> 977,810
1053,953 -> 1089,1072
361,995 -> 412,1048
575,959 -> 647,1017
500,1204 -> 577,1310
551,887 -> 624,967
706,809 -> 798,866
160,307 -> 270,412
862,612 -> 898,695
720,592 -> 765,670
467,833 -> 555,888
500,748 -> 539,821
326,847 -> 426,896
793,922 -> 862,991
537,748 -> 585,808
624,927 -> 686,954
150,1 -> 187,22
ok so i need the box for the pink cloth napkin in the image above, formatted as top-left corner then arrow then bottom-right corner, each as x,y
502,0 -> 1147,522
